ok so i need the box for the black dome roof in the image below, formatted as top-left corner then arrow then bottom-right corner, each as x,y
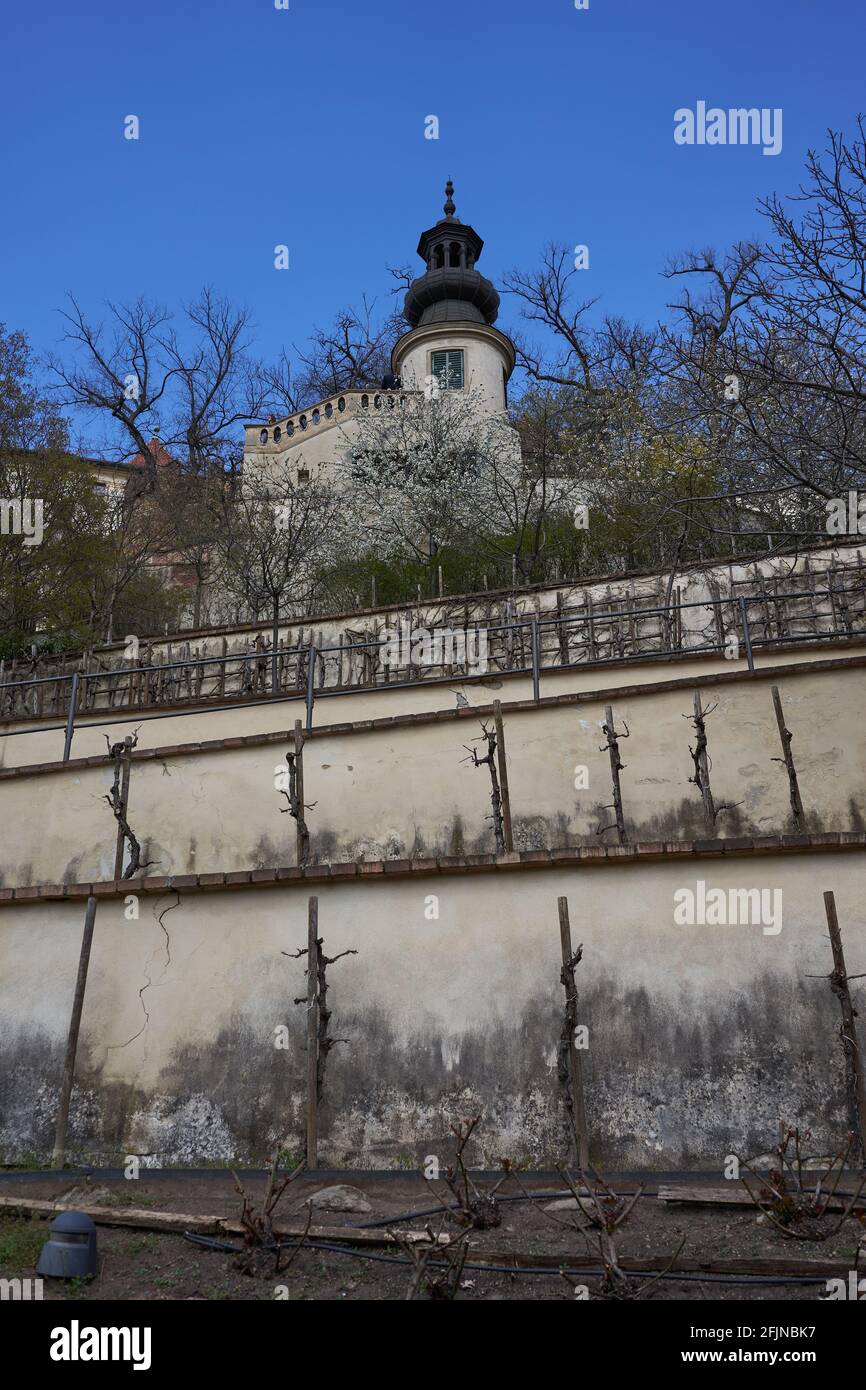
403,182 -> 500,328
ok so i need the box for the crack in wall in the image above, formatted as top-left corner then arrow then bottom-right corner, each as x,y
106,891 -> 179,1051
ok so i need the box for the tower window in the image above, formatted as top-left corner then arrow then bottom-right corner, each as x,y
431,349 -> 464,391
449,241 -> 462,268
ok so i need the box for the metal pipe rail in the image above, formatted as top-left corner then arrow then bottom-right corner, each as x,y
0,580 -> 863,761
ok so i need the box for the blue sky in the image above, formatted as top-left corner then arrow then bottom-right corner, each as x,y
1,0 -> 862,446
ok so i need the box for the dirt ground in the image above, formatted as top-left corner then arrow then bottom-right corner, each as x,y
0,1170 -> 862,1302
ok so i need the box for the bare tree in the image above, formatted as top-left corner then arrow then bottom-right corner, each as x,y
218,456 -> 344,672
49,290 -> 267,485
290,298 -> 405,402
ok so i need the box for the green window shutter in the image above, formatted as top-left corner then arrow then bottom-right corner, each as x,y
431,349 -> 464,390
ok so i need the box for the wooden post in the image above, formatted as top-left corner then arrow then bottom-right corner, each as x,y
604,705 -> 628,844
52,896 -> 98,1167
113,736 -> 134,879
586,592 -> 597,661
293,719 -> 306,867
306,896 -> 319,1169
557,897 -> 589,1167
492,701 -> 514,853
771,686 -> 805,831
692,692 -> 716,828
555,591 -> 569,665
218,637 -> 227,698
823,891 -> 866,1163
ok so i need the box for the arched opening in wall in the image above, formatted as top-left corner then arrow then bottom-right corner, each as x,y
449,242 -> 462,267
286,421 -> 295,437
299,414 -> 307,430
273,425 -> 282,442
361,394 -> 369,408
312,409 -> 320,425
433,245 -> 445,270
324,402 -> 333,418
259,428 -> 268,445
338,396 -> 346,412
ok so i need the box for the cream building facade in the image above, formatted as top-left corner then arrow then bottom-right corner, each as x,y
243,183 -> 517,490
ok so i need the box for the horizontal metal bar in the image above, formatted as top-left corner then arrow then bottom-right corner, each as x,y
3,620 -> 864,746
0,581 -> 863,700
0,647 -> 307,692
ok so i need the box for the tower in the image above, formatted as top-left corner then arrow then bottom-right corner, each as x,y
392,182 -> 515,415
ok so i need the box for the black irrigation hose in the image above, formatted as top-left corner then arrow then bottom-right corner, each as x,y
182,1231 -> 832,1288
357,1188 -> 655,1229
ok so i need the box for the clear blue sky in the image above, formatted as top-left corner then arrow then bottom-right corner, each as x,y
1,0 -> 862,446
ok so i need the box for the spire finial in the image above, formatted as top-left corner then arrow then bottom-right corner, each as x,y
443,179 -> 455,217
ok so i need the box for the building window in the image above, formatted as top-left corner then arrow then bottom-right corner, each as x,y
94,482 -> 107,496
297,468 -> 310,486
431,349 -> 464,391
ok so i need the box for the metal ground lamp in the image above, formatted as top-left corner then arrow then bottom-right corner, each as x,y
36,1210 -> 98,1278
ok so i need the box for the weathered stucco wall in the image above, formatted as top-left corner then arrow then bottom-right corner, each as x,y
1,663 -> 863,887
0,854 -> 862,1168
3,640 -> 865,776
3,540 -> 864,770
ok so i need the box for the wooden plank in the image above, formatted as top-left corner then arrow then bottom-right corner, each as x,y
658,1183 -> 863,1212
0,1196 -> 440,1246
483,1248 -> 851,1277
